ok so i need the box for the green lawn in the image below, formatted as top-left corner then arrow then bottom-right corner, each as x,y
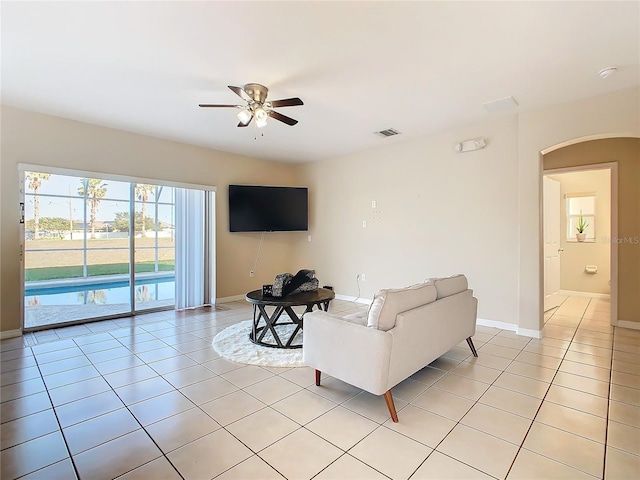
26,261 -> 175,282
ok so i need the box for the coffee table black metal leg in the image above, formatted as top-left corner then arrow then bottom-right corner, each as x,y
282,306 -> 304,347
254,305 -> 287,347
251,305 -> 258,341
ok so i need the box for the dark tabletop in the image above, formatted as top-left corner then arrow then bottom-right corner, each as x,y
246,288 -> 335,306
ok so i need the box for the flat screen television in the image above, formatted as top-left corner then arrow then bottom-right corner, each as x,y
228,185 -> 309,232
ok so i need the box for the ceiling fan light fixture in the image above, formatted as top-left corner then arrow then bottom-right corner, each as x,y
254,107 -> 268,128
256,116 -> 268,129
237,109 -> 252,125
200,84 -> 302,128
254,107 -> 268,121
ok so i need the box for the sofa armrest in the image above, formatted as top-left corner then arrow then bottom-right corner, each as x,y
387,290 -> 478,387
303,311 -> 393,395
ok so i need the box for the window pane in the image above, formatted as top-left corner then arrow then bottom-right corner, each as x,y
25,173 -> 71,196
87,248 -> 130,276
25,249 -> 84,281
568,196 -> 595,215
156,185 -> 175,203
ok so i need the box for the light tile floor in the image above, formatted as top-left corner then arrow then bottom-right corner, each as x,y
1,296 -> 639,479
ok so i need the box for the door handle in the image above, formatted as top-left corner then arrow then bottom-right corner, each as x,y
558,248 -> 564,252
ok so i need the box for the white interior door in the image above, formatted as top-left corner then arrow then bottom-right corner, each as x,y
543,176 -> 563,311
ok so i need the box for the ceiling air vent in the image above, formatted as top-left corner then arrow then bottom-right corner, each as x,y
483,96 -> 518,112
374,128 -> 401,138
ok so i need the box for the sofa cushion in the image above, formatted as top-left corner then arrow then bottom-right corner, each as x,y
343,311 -> 368,326
431,274 -> 468,299
367,283 -> 437,331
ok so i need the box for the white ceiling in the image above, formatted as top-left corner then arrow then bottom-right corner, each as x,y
2,1 -> 638,163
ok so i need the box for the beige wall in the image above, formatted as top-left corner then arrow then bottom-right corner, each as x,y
295,116 -> 521,326
544,138 -> 640,324
295,87 -> 639,335
517,87 -> 639,332
548,170 -> 611,295
0,106 -> 303,334
2,87 -> 639,336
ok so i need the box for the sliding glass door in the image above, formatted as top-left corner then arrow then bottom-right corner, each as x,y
134,184 -> 176,313
22,170 -> 204,330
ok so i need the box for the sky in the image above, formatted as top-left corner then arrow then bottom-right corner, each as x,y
23,172 -> 175,224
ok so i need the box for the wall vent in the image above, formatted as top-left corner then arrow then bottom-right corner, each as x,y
374,128 -> 401,138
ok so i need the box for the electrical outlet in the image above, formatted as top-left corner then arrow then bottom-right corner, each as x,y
250,270 -> 254,277
362,220 -> 367,228
361,273 -> 366,281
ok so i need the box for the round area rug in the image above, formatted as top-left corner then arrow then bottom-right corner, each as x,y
212,320 -> 305,368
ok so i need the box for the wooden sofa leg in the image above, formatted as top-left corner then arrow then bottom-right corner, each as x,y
466,337 -> 478,357
383,390 -> 399,423
315,369 -> 321,386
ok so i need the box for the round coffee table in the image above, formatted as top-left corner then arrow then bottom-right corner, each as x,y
245,288 -> 335,349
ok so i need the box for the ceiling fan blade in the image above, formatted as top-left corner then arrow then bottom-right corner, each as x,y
199,104 -> 238,108
268,110 -> 298,126
269,97 -> 304,108
228,85 -> 250,100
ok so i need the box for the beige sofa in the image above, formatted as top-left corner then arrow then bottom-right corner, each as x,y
303,274 -> 478,422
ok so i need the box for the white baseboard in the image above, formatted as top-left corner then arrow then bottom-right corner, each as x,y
559,290 -> 610,299
613,319 -> 640,330
476,318 -> 542,339
476,317 -> 517,332
216,295 -> 246,303
516,327 -> 543,339
334,294 -> 371,304
0,329 -> 23,340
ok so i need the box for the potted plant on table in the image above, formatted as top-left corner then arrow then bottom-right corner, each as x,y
576,211 -> 588,242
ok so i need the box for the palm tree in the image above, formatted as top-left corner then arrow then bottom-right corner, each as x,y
78,290 -> 107,305
78,178 -> 107,239
135,184 -> 155,238
25,172 -> 51,239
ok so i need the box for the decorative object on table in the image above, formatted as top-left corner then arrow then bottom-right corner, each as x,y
271,269 -> 318,297
576,210 -> 589,242
212,320 -> 304,367
262,284 -> 273,296
272,273 -> 294,297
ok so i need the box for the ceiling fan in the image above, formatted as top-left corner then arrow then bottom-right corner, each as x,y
199,83 -> 304,128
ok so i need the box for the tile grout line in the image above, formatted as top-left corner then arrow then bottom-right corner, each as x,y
28,347 -> 82,480
601,319 -> 617,480
503,296 -> 608,479
85,333 -> 187,480
93,316 -> 330,479
401,328 -> 507,480
7,308 -> 362,479
3,298 -> 630,479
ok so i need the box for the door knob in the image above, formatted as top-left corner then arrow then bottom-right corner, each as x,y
558,248 -> 564,252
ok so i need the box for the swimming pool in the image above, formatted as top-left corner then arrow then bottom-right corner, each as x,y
25,276 -> 175,307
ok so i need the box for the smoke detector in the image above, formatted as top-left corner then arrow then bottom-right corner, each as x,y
454,137 -> 486,153
598,67 -> 618,79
